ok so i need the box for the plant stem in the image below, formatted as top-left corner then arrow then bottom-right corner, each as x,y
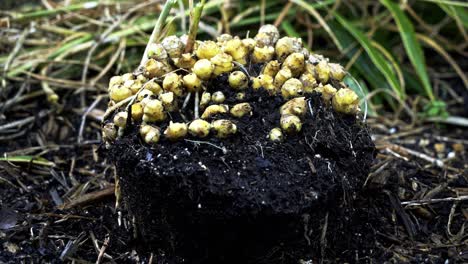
185,0 -> 206,53
140,0 -> 177,67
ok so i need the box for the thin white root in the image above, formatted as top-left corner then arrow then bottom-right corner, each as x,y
194,91 -> 200,119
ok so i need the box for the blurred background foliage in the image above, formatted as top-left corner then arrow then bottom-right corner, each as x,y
0,0 -> 467,122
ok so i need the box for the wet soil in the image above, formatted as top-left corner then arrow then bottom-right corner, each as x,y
1,110 -> 467,263
107,73 -> 376,263
1,66 -> 466,264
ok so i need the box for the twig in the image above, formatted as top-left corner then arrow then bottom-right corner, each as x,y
426,116 -> 468,127
0,76 -> 29,112
102,96 -> 134,121
59,185 -> 115,210
0,110 -> 49,133
432,135 -> 468,145
95,235 -> 110,264
274,2 -> 293,27
2,27 -> 29,89
60,232 -> 86,261
364,88 -> 416,124
447,202 -> 458,237
379,126 -> 426,141
385,143 -> 444,168
90,38 -> 126,85
78,95 -> 103,143
402,195 -> 468,206
33,213 -> 96,221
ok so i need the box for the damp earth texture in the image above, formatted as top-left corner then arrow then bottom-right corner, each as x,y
103,25 -> 376,263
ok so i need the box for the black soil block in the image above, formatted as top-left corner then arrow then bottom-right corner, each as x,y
107,74 -> 376,263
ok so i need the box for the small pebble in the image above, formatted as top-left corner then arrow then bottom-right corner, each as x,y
452,143 -> 464,153
419,139 -> 430,147
3,242 -> 19,254
434,143 -> 446,153
411,181 -> 419,191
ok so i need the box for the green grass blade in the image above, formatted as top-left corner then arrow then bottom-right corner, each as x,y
48,34 -> 93,59
334,13 -> 404,99
0,155 -> 55,167
438,3 -> 468,28
328,20 -> 394,108
381,0 -> 436,102
417,34 -> 468,89
281,21 -> 301,38
11,1 -> 99,21
416,0 -> 468,7
371,41 -> 405,90
140,0 -> 177,65
328,21 -> 389,89
6,34 -> 93,78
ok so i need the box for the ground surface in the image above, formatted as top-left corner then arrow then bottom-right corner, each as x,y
107,78 -> 375,262
1,82 -> 467,263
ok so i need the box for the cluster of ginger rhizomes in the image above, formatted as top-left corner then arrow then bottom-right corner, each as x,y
103,24 -> 361,145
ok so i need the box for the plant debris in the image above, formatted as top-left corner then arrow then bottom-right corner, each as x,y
1,87 -> 467,263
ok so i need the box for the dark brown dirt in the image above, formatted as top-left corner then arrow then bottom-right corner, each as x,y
1,103 -> 467,263
106,70 -> 376,263
2,71 -> 467,263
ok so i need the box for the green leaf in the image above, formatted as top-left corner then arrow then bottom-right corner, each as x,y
438,3 -> 468,27
334,13 -> 404,99
380,0 -> 436,102
422,100 -> 449,118
281,21 -> 301,38
0,156 -> 55,167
